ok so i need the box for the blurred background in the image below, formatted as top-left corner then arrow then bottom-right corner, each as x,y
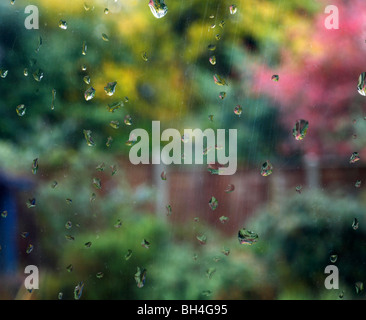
0,0 -> 366,300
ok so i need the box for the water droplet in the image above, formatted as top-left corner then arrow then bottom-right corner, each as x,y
215,34 -> 221,41
222,247 -> 230,256
261,160 -> 273,176
271,74 -> 279,82
107,101 -> 123,113
206,268 -> 216,279
104,8 -> 109,14
238,228 -> 258,245
84,87 -> 95,101
208,44 -> 216,51
33,69 -> 43,82
148,0 -> 168,19
166,204 -> 172,216
219,20 -> 225,28
65,221 -> 72,230
202,290 -> 212,296
114,219 -> 122,228
96,272 -> 104,279
208,114 -> 214,121
214,74 -> 227,86
66,198 -> 72,205
124,96 -> 129,103
26,244 -> 34,254
234,105 -> 242,116
124,115 -> 132,125
229,4 -> 237,14
161,171 -> 167,180
58,292 -> 63,300
225,184 -> 235,193
358,72 -> 366,96
96,163 -> 105,172
1,211 -> 8,218
51,181 -> 58,189
350,152 -> 360,164
209,196 -> 218,210
209,56 -> 216,65
141,51 -> 149,62
67,264 -> 73,272
83,75 -> 91,84
330,254 -> 338,263
81,64 -> 87,71
102,33 -> 109,41
83,129 -> 95,146
352,218 -> 359,230
355,281 -> 364,294
210,23 -> 216,29
104,81 -> 117,96
16,104 -> 26,116
51,89 -> 56,110
21,232 -> 29,239
141,239 -> 150,249
84,2 -> 94,11
111,164 -> 117,176
58,20 -> 67,30
110,120 -> 120,129
10,0 -> 15,5
65,235 -> 75,241
84,241 -> 92,248
90,192 -> 96,202
92,177 -> 101,189
32,158 -> 38,174
197,234 -> 207,245
219,216 -> 229,224
106,136 -> 113,147
82,41 -> 87,55
35,36 -> 42,53
0,69 -> 8,78
125,249 -> 132,260
26,198 -> 36,208
193,253 -> 198,261
339,290 -> 344,299
219,92 -> 226,99
74,282 -> 84,300
135,267 -> 147,288
23,68 -> 29,77
293,119 -> 309,141
355,180 -> 362,188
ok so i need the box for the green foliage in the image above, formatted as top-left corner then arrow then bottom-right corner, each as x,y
249,190 -> 366,299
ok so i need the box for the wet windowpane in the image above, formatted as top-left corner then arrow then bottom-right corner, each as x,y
0,0 -> 365,301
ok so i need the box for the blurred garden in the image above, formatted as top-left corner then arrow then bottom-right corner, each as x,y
0,0 -> 366,300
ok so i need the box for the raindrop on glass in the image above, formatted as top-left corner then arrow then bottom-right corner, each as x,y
83,129 -> 95,147
104,81 -> 117,96
229,4 -> 237,14
124,115 -> 132,125
135,267 -> 147,288
350,152 -> 360,164
261,160 -> 273,177
31,158 -> 38,174
209,196 -> 218,211
293,119 -> 309,141
16,104 -> 26,116
58,20 -> 67,29
214,74 -> 227,86
357,72 -> 366,96
148,0 -> 168,19
74,282 -> 84,300
110,120 -> 120,129
84,87 -> 95,101
238,228 -> 258,245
